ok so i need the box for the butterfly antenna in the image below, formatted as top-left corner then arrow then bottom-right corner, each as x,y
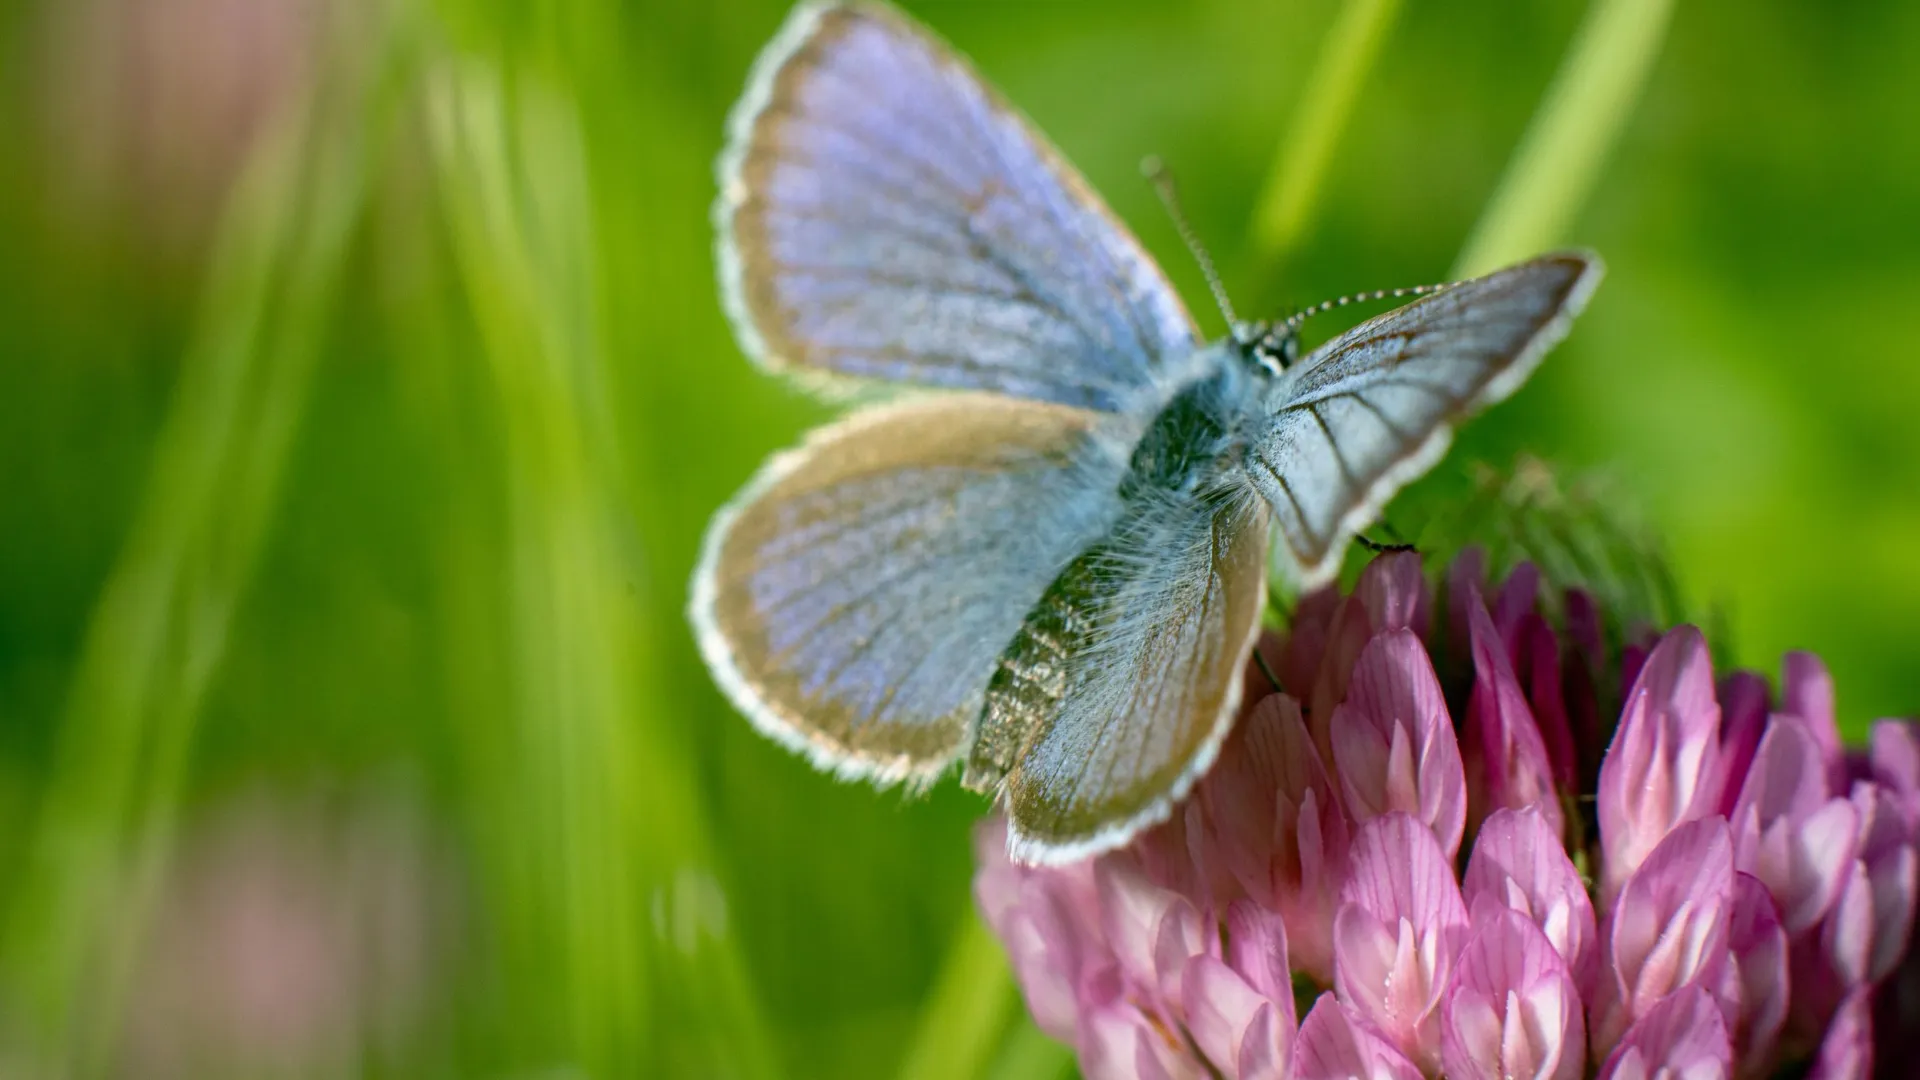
1280,279 -> 1456,335
1142,156 -> 1239,332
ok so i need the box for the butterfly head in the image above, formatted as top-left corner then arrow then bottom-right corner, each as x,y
1231,320 -> 1300,377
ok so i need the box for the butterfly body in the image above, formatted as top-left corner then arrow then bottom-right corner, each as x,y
693,1 -> 1602,863
965,347 -> 1265,791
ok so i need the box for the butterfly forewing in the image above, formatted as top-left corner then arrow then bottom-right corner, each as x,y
717,2 -> 1198,410
1248,252 -> 1603,585
691,395 -> 1129,785
1003,491 -> 1271,862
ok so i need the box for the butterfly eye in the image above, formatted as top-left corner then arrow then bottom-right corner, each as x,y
1250,327 -> 1298,374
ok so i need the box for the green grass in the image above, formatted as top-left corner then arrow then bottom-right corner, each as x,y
1,6 -> 413,1068
0,0 -> 1915,1076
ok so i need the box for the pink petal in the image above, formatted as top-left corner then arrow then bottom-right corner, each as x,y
1357,549 -> 1426,637
1733,713 -> 1838,828
1275,589 -> 1341,699
1182,954 -> 1290,1080
1806,988 -> 1873,1080
1225,899 -> 1293,1008
1133,801 -> 1218,907
1562,588 -> 1606,676
1204,698 -> 1294,906
1080,1002 -> 1201,1080
1711,671 -> 1771,817
1723,872 -> 1788,1074
1187,904 -> 1301,1079
1463,806 -> 1598,989
1293,994 -> 1424,1080
1561,589 -> 1608,785
1310,553 -> 1426,745
1309,596 -> 1380,741
1332,631 -> 1467,860
1782,651 -> 1844,791
1595,818 -> 1735,1056
1463,591 -> 1564,840
1870,719 -> 1920,829
1820,783 -> 1917,992
1446,547 -> 1489,661
1517,612 -> 1579,789
1856,785 -> 1919,982
973,818 -> 1105,1043
1595,985 -> 1732,1080
1006,878 -> 1099,1041
1154,898 -> 1212,1013
972,817 -> 1034,936
1598,627 -> 1723,907
1821,857 -> 1877,991
1492,562 -> 1541,650
1234,1002 -> 1290,1080
1335,814 -> 1470,1069
1731,715 -> 1860,933
1442,906 -> 1585,1080
1618,638 -> 1652,708
1134,1042 -> 1183,1080
1096,855 -> 1207,1020
1202,695 -> 1348,983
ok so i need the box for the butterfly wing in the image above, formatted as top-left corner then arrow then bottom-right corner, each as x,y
1246,252 -> 1603,586
1002,489 -> 1271,862
716,2 -> 1198,411
691,394 -> 1129,785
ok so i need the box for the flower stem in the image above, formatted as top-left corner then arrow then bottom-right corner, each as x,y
1250,0 -> 1405,264
1452,0 -> 1675,277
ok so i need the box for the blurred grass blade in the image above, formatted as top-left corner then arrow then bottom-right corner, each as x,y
896,912 -> 1018,1080
426,58 -> 781,1078
1,8 -> 409,1072
1453,0 -> 1674,276
1250,0 -> 1404,263
985,1020 -> 1073,1080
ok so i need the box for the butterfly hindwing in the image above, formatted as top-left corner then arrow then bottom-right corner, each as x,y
717,1 -> 1198,410
1247,252 -> 1604,586
691,394 -> 1129,785
1001,488 -> 1271,862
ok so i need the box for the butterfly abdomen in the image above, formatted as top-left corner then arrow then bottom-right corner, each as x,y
963,546 -> 1107,791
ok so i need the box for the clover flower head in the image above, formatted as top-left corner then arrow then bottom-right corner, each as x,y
976,549 -> 1920,1078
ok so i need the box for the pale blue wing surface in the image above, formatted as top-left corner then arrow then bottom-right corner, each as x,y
1004,489 -> 1270,862
690,395 -> 1129,785
716,2 -> 1198,411
1245,252 -> 1603,586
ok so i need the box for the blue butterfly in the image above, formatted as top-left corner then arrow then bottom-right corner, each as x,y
691,1 -> 1602,863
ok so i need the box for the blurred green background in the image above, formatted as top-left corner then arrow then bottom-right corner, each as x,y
0,0 -> 1915,1075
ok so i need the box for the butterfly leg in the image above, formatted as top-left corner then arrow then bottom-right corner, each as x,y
1250,646 -> 1284,695
1354,519 -> 1416,554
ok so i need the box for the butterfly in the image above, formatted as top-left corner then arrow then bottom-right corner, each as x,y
691,1 -> 1602,864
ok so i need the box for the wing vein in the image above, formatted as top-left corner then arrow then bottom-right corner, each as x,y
1306,403 -> 1364,498
1250,454 -> 1322,552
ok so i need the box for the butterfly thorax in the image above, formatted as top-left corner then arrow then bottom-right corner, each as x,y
962,354 -> 1263,792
